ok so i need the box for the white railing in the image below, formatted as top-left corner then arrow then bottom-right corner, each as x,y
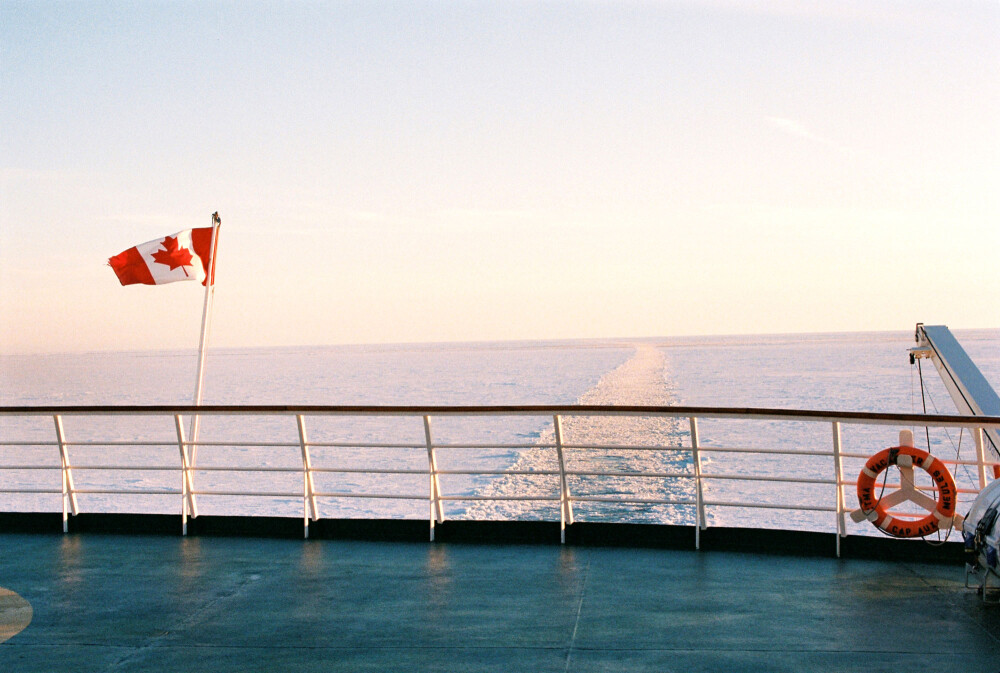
1,404 -> 998,556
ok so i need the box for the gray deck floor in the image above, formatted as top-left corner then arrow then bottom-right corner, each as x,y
1,533 -> 998,672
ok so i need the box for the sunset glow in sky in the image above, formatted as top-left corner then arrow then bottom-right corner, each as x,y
2,1 -> 998,353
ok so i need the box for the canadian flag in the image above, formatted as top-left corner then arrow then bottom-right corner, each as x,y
109,227 -> 217,286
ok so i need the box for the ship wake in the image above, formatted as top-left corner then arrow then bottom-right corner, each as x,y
466,344 -> 695,523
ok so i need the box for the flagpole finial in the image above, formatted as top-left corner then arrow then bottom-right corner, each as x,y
212,211 -> 220,226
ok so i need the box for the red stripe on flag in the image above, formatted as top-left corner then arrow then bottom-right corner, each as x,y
108,247 -> 155,286
190,226 -> 218,286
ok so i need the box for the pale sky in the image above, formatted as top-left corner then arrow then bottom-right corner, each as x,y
2,0 -> 998,354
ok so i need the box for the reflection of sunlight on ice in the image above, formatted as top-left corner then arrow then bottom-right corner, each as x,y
1,331 -> 997,533
468,344 -> 692,523
0,342 -> 633,519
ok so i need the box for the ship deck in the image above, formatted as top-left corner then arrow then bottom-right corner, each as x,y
2,525 -> 999,672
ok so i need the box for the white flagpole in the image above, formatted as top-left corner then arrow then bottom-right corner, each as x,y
189,212 -> 221,474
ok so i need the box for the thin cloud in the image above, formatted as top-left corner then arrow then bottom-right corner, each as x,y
765,116 -> 839,148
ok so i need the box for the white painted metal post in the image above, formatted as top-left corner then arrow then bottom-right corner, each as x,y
974,427 -> 988,490
553,415 -> 574,544
53,415 -> 77,533
174,415 -> 198,535
689,417 -> 705,550
423,416 -> 444,541
177,417 -> 187,536
297,414 -> 319,538
61,457 -> 68,533
832,421 -> 845,558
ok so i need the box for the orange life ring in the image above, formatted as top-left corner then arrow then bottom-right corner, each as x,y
856,446 -> 956,538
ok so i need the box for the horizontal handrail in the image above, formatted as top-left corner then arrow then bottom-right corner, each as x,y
438,469 -> 560,476
566,469 -> 693,479
440,495 -> 562,502
699,473 -> 835,485
572,496 -> 697,505
4,441 -> 997,465
72,488 -> 180,495
0,465 -> 61,470
3,403 -> 1000,428
705,500 -> 836,512
4,488 -> 62,494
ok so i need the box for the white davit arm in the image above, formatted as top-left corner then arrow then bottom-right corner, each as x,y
912,323 -> 1000,460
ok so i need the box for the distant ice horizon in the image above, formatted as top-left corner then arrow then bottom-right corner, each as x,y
6,325 -> 998,359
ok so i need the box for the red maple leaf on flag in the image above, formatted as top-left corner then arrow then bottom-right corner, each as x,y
151,235 -> 195,275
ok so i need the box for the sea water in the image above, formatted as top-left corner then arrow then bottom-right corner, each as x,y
1,330 -> 998,532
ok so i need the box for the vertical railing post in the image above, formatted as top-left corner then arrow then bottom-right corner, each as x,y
297,414 -> 319,539
974,426 -> 988,490
832,421 -> 845,558
423,416 -> 444,541
689,417 -> 704,550
53,415 -> 78,533
553,414 -> 574,544
174,415 -> 198,536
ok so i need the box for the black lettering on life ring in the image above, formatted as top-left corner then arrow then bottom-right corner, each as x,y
855,446 -> 957,539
